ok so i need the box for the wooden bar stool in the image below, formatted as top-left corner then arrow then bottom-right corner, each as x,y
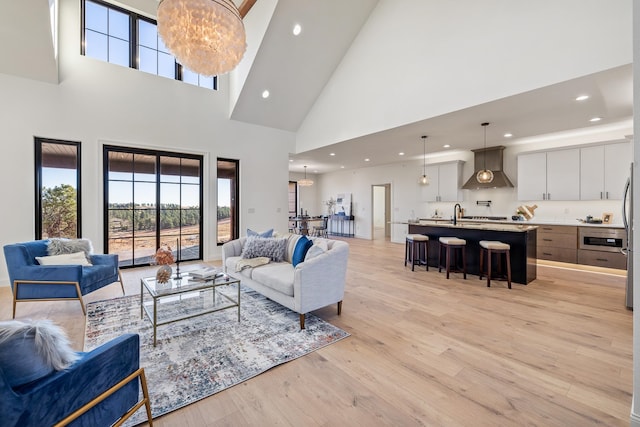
438,237 -> 466,279
479,240 -> 512,289
405,234 -> 429,271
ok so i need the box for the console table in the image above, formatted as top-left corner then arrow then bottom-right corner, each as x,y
329,215 -> 355,237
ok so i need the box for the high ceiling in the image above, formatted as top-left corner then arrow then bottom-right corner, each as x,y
0,0 -> 632,176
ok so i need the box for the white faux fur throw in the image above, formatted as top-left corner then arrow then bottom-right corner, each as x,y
0,319 -> 79,370
235,256 -> 270,272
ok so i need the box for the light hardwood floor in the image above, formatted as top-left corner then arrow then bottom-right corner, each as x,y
0,237 -> 632,426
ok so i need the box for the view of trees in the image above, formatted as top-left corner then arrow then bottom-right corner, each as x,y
217,206 -> 230,220
109,203 -> 200,233
42,184 -> 77,238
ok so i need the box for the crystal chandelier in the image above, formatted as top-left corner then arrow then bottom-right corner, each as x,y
299,166 -> 314,187
476,122 -> 494,184
419,135 -> 430,185
157,0 -> 247,76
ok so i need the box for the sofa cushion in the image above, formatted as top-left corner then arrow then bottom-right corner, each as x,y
241,237 -> 286,262
305,238 -> 328,261
250,263 -> 295,296
292,236 -> 313,267
247,228 -> 274,238
47,238 -> 93,259
0,319 -> 79,388
36,252 -> 92,266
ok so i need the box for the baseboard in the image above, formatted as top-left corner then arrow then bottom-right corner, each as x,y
631,397 -> 640,426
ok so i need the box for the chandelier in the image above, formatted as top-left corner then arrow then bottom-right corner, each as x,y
476,122 -> 494,184
299,166 -> 314,187
419,135 -> 429,185
157,0 -> 247,76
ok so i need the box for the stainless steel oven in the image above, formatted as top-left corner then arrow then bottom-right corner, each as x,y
578,227 -> 626,252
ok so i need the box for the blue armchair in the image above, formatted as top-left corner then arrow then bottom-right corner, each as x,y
0,333 -> 152,427
3,240 -> 124,317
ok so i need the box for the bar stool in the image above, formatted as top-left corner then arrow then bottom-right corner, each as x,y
438,237 -> 467,279
405,234 -> 429,271
479,240 -> 511,289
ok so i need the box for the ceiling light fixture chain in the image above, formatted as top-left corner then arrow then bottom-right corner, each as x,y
419,135 -> 430,185
299,165 -> 314,187
476,122 -> 494,184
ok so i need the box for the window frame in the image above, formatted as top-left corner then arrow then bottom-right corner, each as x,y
81,0 -> 217,90
34,137 -> 82,240
103,145 -> 204,268
217,158 -> 240,246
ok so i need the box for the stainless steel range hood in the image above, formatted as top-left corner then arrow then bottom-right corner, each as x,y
461,146 -> 514,189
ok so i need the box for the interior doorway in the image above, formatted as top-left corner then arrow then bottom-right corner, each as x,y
372,184 -> 391,241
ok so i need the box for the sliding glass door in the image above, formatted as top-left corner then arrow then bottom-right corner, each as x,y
104,146 -> 203,267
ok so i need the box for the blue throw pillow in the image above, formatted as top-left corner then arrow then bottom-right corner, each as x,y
292,235 -> 313,267
247,228 -> 274,238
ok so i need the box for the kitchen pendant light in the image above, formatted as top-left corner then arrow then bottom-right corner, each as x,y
476,122 -> 494,184
419,135 -> 430,185
299,166 -> 314,187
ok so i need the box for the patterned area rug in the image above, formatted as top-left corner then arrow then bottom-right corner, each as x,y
84,287 -> 349,425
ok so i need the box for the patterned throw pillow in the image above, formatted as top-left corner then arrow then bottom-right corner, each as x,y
241,237 -> 286,262
47,238 -> 93,260
247,228 -> 274,238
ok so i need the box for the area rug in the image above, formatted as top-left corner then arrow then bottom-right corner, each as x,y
84,287 -> 349,425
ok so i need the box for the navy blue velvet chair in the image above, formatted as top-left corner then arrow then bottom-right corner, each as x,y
0,333 -> 152,427
3,240 -> 124,317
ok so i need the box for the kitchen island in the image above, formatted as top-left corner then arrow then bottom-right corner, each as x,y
407,221 -> 538,284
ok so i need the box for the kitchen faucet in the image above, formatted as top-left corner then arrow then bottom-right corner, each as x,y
453,203 -> 462,225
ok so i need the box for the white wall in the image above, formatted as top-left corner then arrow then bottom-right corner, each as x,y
0,0 -> 296,285
296,0 -> 632,152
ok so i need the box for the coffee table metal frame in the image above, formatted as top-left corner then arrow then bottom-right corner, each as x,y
140,273 -> 241,346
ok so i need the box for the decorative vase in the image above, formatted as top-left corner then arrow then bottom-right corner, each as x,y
156,265 -> 172,283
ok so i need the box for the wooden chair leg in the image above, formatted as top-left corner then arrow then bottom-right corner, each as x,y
446,246 -> 451,279
506,251 -> 512,289
479,248 -> 484,280
486,249 -> 492,287
337,301 -> 342,315
461,246 -> 467,279
299,313 -> 306,329
118,269 -> 126,295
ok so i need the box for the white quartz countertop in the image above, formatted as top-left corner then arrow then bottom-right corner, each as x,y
402,221 -> 537,233
396,218 -> 625,229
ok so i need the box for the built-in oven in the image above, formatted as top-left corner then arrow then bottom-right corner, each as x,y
578,227 -> 626,252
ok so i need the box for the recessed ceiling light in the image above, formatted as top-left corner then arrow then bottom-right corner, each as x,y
576,95 -> 590,101
590,117 -> 602,122
398,152 -> 405,156
261,90 -> 270,98
289,159 -> 293,162
340,165 -> 345,169
504,133 -> 513,138
329,152 -> 335,156
293,24 -> 302,36
443,144 -> 450,148
364,158 -> 370,162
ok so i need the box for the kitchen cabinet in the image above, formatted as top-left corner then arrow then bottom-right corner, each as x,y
580,142 -> 631,200
536,225 -> 577,264
420,161 -> 463,202
517,148 -> 580,201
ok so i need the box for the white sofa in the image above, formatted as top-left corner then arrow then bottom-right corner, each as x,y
221,235 -> 349,329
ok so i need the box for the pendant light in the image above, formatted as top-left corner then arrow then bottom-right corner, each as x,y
419,135 -> 430,185
476,122 -> 494,184
299,166 -> 314,187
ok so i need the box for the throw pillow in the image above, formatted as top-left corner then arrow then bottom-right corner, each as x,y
241,237 -> 286,262
36,251 -> 92,266
247,228 -> 274,238
292,235 -> 313,267
0,319 -> 80,388
305,238 -> 328,261
47,238 -> 93,258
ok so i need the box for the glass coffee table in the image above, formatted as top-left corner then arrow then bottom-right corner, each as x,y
140,272 -> 241,346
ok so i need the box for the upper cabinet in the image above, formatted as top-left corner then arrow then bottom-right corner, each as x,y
518,141 -> 632,201
580,142 -> 631,200
420,161 -> 464,202
517,148 -> 580,201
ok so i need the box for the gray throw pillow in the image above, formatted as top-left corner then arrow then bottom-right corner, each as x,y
47,238 -> 93,259
241,237 -> 286,262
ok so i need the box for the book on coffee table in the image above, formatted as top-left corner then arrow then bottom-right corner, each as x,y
189,267 -> 223,280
